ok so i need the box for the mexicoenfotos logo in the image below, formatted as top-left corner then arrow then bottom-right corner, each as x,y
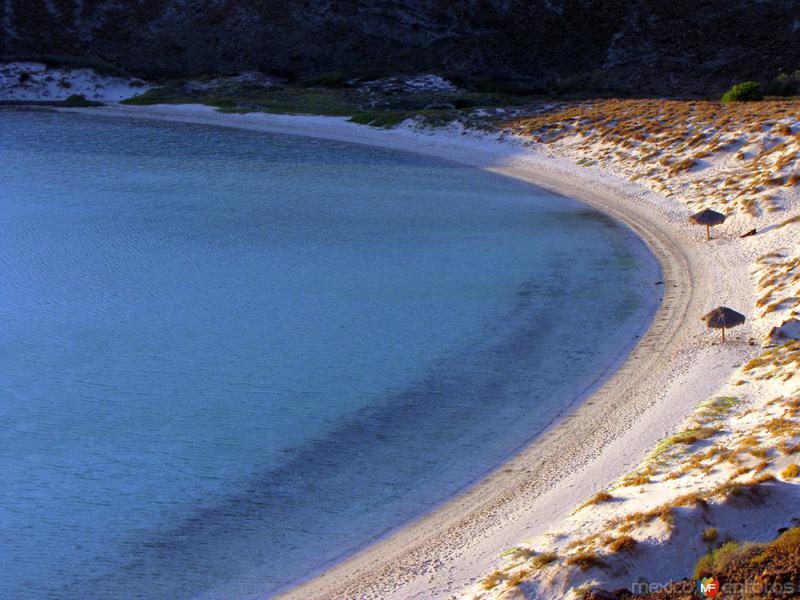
697,576 -> 721,597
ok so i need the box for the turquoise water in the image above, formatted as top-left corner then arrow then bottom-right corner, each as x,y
0,109 -> 660,599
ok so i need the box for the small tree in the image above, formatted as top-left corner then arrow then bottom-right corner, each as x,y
768,71 -> 800,97
722,81 -> 764,102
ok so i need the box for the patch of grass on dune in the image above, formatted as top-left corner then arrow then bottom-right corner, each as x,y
351,108 -> 461,128
350,111 -> 411,127
59,94 -> 103,107
121,88 -> 251,111
120,86 -> 197,105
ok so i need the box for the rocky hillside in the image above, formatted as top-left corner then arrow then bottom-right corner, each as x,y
2,0 -> 799,95
584,527 -> 800,599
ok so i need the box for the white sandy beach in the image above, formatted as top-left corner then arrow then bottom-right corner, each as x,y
51,103 -> 796,599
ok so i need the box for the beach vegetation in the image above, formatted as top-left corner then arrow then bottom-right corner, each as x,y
530,551 -> 558,568
619,466 -> 655,487
767,71 -> 800,97
500,546 -> 532,560
778,214 -> 800,228
668,157 -> 696,174
577,490 -> 614,511
605,534 -> 637,554
722,81 -> 764,103
121,86 -> 196,105
59,94 -> 101,107
694,541 -> 743,577
481,570 -> 504,590
672,427 -> 717,445
702,527 -> 719,544
565,551 -> 606,571
781,463 -> 799,479
618,493 -> 707,533
350,111 -> 411,128
716,473 -> 775,502
754,459 -> 770,472
697,396 -> 739,421
201,96 -> 238,110
505,567 -> 530,587
747,445 -> 769,460
764,416 -> 796,437
751,527 -> 800,565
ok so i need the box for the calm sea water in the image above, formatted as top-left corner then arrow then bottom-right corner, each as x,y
0,109 -> 660,599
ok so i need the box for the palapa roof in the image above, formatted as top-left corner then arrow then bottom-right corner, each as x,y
701,306 -> 746,329
689,208 -> 727,226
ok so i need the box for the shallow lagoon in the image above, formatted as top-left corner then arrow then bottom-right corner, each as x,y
0,109 -> 659,598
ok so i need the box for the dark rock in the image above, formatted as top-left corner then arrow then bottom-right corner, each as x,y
1,1 -> 799,95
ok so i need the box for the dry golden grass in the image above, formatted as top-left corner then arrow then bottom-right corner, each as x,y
481,570 -> 504,590
606,534 -> 637,554
622,504 -> 675,530
565,551 -> 606,571
751,527 -> 800,564
530,551 -> 558,569
620,470 -> 652,487
744,341 -> 800,379
702,527 -> 719,543
578,490 -> 614,511
502,99 -> 800,218
505,568 -> 530,588
715,473 -> 776,502
764,416 -> 797,437
779,214 -> 800,226
781,463 -> 799,479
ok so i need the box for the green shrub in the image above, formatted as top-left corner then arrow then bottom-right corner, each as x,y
120,87 -> 196,105
767,72 -> 800,97
722,81 -> 764,103
694,541 -> 742,577
350,111 -> 410,128
60,94 -> 102,107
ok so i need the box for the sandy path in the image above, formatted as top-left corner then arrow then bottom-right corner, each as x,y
54,105 -> 751,599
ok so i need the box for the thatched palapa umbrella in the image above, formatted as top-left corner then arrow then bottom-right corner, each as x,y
689,208 -> 726,240
702,306 -> 745,342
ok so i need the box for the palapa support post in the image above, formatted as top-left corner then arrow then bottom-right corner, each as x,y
690,208 -> 726,242
701,306 -> 745,344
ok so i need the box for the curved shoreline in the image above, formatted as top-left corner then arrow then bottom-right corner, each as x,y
55,105 -> 724,599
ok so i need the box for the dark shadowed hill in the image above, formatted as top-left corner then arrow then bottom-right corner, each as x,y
2,0 -> 799,95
